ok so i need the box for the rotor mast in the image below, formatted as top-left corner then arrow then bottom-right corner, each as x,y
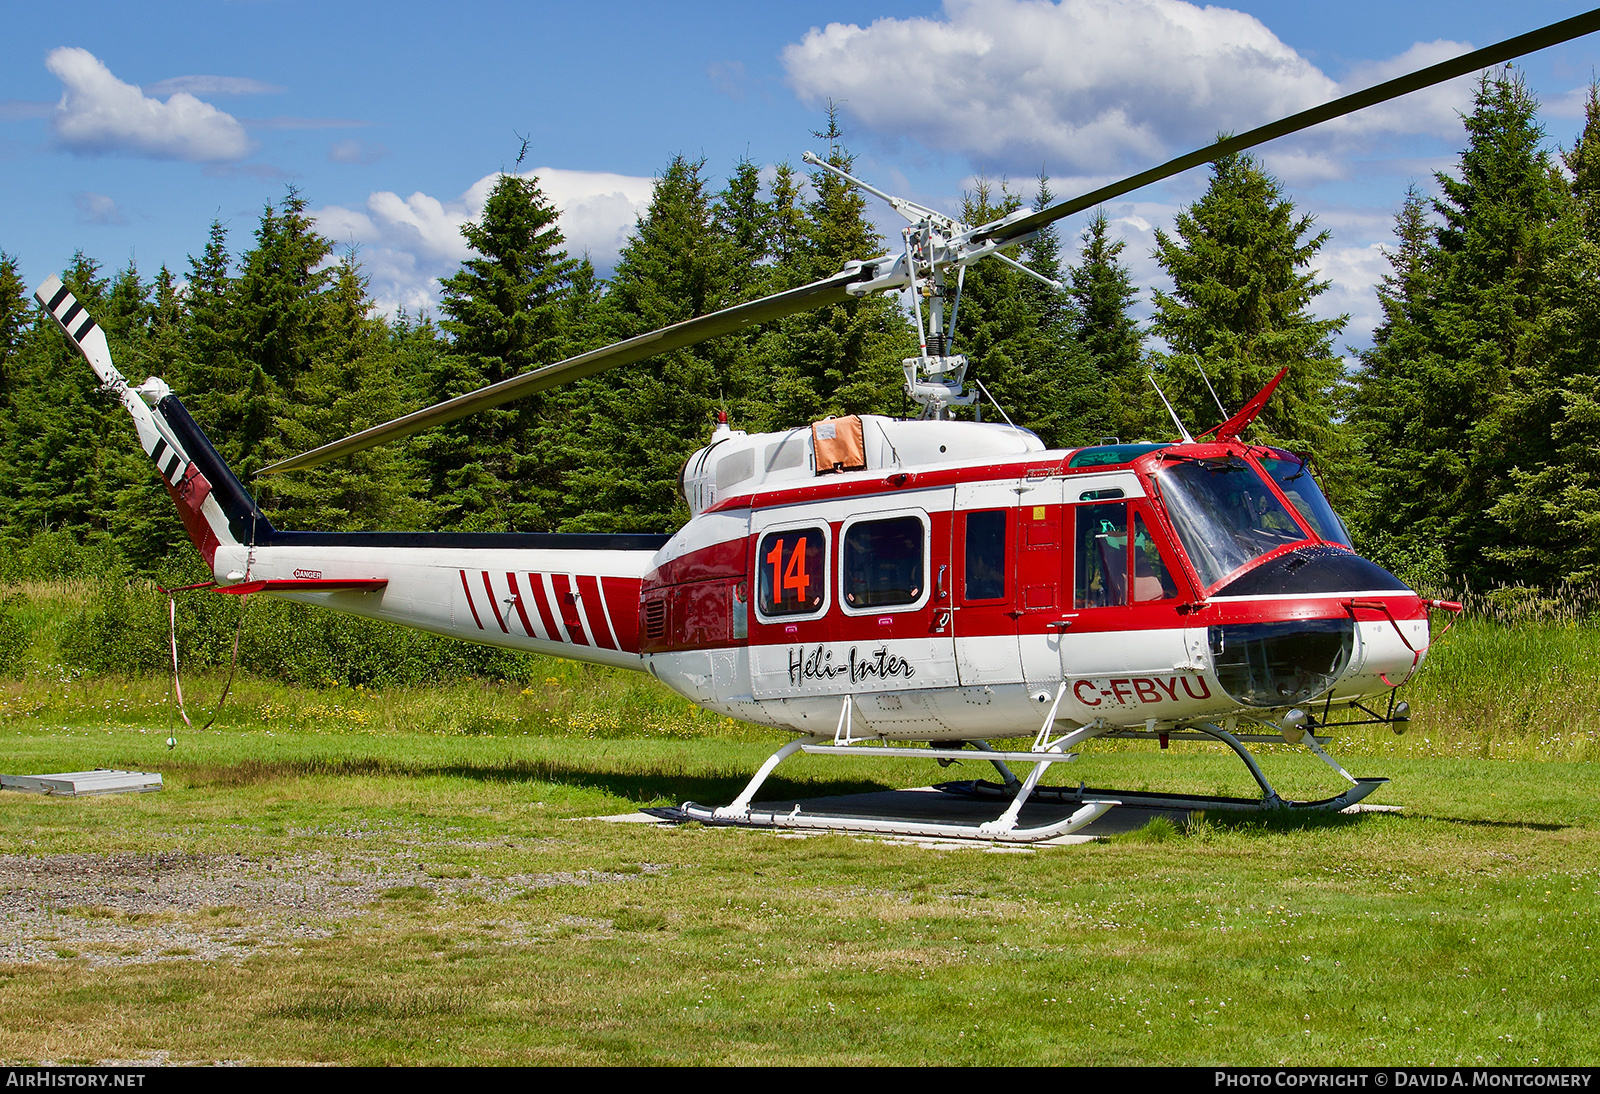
802,150 -> 1062,420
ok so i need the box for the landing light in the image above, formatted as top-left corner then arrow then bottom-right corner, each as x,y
1281,708 -> 1309,745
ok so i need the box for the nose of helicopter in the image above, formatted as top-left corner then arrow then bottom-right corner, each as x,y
1212,544 -> 1413,599
1208,619 -> 1355,708
1206,545 -> 1417,709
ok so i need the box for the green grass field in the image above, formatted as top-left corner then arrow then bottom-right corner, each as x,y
0,590 -> 1597,1065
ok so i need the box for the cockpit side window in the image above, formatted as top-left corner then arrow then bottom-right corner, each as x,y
1132,512 -> 1180,602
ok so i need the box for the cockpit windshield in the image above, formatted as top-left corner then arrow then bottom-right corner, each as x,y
1257,453 -> 1352,547
1154,456 -> 1308,588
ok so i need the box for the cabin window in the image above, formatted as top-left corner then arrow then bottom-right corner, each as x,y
963,510 -> 1006,601
1075,503 -> 1129,608
842,515 -> 925,609
757,528 -> 826,617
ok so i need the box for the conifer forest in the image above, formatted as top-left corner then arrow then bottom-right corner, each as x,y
4,71 -> 1598,598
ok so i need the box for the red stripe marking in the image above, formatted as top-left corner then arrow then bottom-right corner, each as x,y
551,574 -> 590,646
601,577 -> 643,653
458,570 -> 485,630
575,574 -> 616,650
525,572 -> 563,643
161,479 -> 220,569
481,571 -> 509,634
507,573 -> 538,638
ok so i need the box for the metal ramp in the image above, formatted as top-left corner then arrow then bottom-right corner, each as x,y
1,770 -> 164,796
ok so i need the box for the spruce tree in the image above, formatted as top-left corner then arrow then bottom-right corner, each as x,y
950,180 -> 1034,422
111,265 -> 192,568
1471,79 -> 1600,586
1563,82 -> 1600,239
767,163 -> 808,277
765,109 -> 913,425
1346,186 -> 1449,579
1148,152 -> 1346,455
177,220 -> 240,447
1360,71 -> 1571,587
0,253 -> 28,402
716,156 -> 771,299
0,253 -> 32,545
1069,209 -> 1145,440
3,255 -> 126,544
269,257 -> 431,531
1019,178 -> 1101,448
559,156 -> 736,532
173,195 -> 340,496
428,170 -> 579,532
946,178 -> 1095,447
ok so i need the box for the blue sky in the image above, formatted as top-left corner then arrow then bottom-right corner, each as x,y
5,1 -> 1600,352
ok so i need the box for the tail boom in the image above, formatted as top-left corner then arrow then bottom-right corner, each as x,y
34,273 -> 664,670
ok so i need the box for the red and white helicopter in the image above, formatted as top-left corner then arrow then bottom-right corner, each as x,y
36,10 -> 1598,843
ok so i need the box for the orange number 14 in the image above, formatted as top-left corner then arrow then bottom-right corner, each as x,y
766,537 -> 811,603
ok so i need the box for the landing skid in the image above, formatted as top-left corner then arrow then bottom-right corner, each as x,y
951,777 -> 1388,814
679,795 -> 1117,844
674,703 -> 1390,844
678,712 -> 1118,844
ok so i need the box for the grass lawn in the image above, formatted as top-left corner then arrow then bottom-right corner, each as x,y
0,715 -> 1595,1066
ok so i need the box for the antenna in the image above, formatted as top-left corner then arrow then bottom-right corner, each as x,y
1149,373 -> 1195,444
1193,356 -> 1229,423
971,378 -> 1022,432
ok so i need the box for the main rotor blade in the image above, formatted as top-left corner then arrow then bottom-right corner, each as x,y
259,264 -> 873,476
975,6 -> 1600,246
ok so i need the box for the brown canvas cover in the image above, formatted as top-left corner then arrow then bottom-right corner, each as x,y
812,415 -> 866,474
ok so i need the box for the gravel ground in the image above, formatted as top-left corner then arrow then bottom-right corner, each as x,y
0,850 -> 662,967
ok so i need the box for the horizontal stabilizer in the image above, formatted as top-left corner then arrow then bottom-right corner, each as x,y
215,578 -> 389,596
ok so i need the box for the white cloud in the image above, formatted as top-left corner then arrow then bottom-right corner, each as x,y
328,138 -> 388,165
782,0 -> 1478,180
314,167 -> 655,315
784,0 -> 1336,176
782,0 -> 1493,351
73,191 -> 127,226
1323,39 -> 1478,142
45,47 -> 252,162
141,75 -> 284,98
1545,82 -> 1598,120
1310,242 -> 1389,343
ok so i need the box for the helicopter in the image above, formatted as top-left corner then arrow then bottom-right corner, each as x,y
35,7 -> 1600,843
